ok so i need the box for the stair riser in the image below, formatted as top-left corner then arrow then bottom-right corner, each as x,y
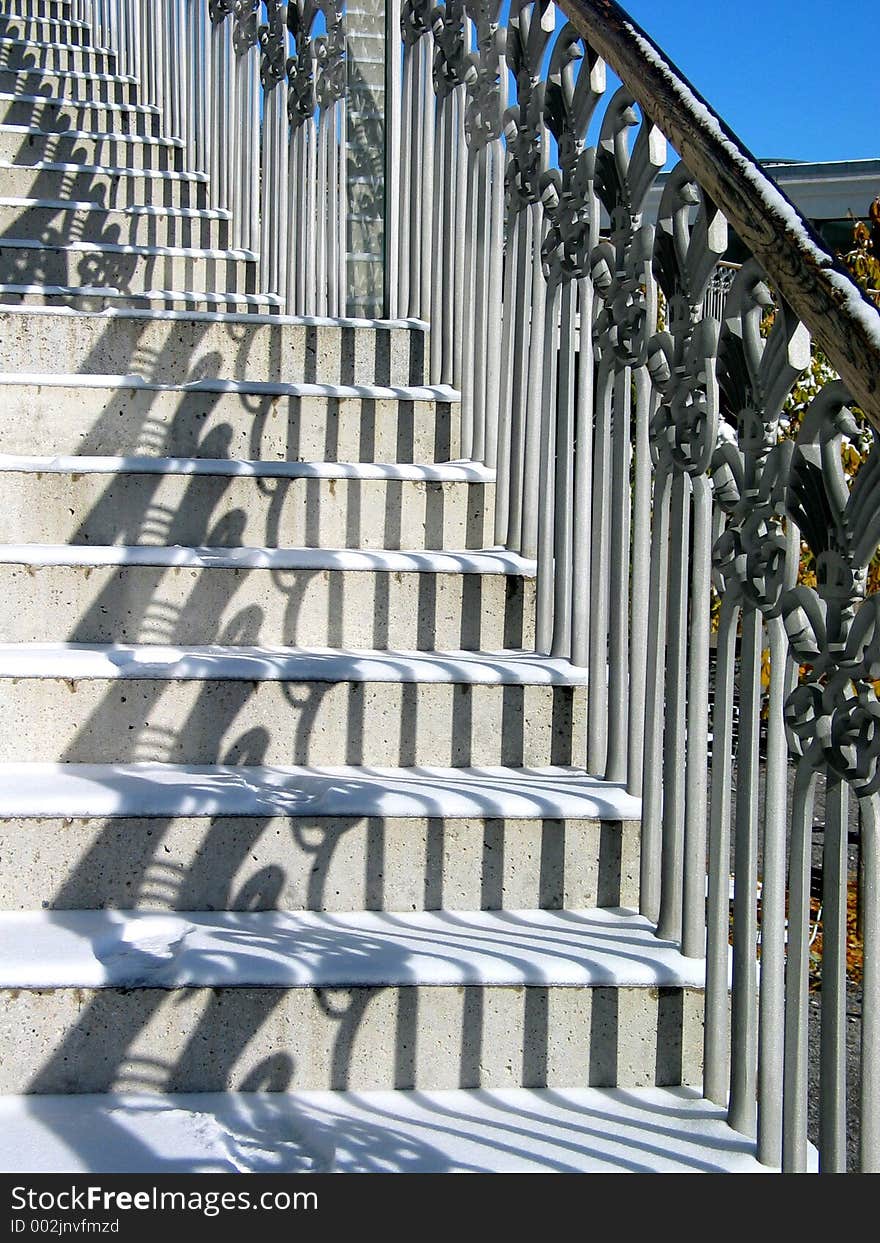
0,18 -> 90,46
0,312 -> 428,385
0,103 -> 159,146
2,2 -> 76,20
0,205 -> 228,249
0,244 -> 257,295
4,984 -> 704,1094
0,69 -> 138,105
0,387 -> 458,464
0,98 -> 160,135
0,473 -> 494,551
0,164 -> 207,209
0,680 -> 585,768
0,815 -> 640,912
0,565 -> 535,649
0,44 -> 117,74
0,131 -> 184,172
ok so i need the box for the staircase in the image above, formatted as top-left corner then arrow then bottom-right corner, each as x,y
0,0 -> 778,1174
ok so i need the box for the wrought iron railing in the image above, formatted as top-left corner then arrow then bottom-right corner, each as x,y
72,0 -> 880,1172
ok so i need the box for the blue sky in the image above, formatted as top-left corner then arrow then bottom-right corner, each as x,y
619,1 -> 877,163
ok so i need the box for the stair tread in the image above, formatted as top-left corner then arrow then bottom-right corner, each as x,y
0,642 -> 586,684
0,907 -> 701,989
0,121 -> 184,146
0,300 -> 426,328
0,281 -> 283,305
0,36 -> 117,54
0,91 -> 160,112
0,236 -> 257,259
0,196 -> 229,216
0,454 -> 487,480
0,761 -> 640,821
0,156 -> 206,179
0,1087 -> 776,1173
0,371 -> 458,400
0,66 -> 137,83
0,543 -> 536,574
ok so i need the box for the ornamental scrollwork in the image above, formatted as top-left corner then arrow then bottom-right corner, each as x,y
502,2 -> 556,214
590,89 -> 666,368
402,0 -> 432,46
232,0 -> 260,54
539,27 -> 603,285
647,163 -> 728,476
782,383 -> 880,792
259,0 -> 288,89
209,0 -> 234,24
463,1 -> 507,149
431,0 -> 470,99
710,261 -> 811,615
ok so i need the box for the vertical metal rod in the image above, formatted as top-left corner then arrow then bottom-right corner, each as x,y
681,475 -> 712,958
656,471 -> 689,943
783,761 -> 818,1171
494,206 -> 517,542
704,594 -> 739,1104
757,615 -> 793,1165
460,144 -> 478,461
505,207 -> 532,552
588,363 -> 613,773
627,368 -> 651,793
535,278 -> 560,654
399,42 -> 413,316
472,147 -> 490,463
484,140 -> 505,471
605,367 -> 631,783
384,0 -> 402,319
820,775 -> 849,1171
570,276 -> 594,671
451,87 -> 467,390
728,607 -> 762,1137
551,280 -> 576,658
639,463 -> 671,923
419,36 -> 434,328
861,795 -> 880,1171
520,201 -> 546,562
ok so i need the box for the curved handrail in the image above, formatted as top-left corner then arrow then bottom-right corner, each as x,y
555,0 -> 880,425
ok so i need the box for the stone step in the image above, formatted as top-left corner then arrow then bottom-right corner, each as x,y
0,14 -> 91,45
0,280 -> 283,312
0,759 -> 640,912
0,92 -> 161,135
0,1086 -> 775,1173
0,198 -> 231,249
0,375 -> 460,463
0,238 -> 259,297
0,157 -> 209,209
0,907 -> 704,1093
0,36 -> 119,74
0,456 -> 494,550
0,546 -> 536,649
1,2 -> 76,20
0,644 -> 585,767
0,306 -> 429,385
0,123 -> 185,170
0,66 -> 139,104
0,762 -> 640,912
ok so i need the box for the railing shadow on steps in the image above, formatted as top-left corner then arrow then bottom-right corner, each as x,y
15,0 -> 880,1173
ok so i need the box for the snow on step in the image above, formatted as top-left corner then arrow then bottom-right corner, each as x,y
0,371 -> 458,401
0,454 -> 489,481
0,121 -> 183,146
0,157 -> 203,180
0,643 -> 577,684
0,1087 -> 778,1173
0,544 -> 535,574
0,283 -> 282,307
0,299 -> 424,329
0,908 -> 701,989
0,763 -> 640,821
